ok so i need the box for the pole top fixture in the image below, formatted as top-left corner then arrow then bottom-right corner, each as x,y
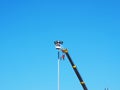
54,40 -> 63,50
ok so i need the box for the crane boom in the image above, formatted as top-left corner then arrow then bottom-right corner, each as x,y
62,49 -> 88,90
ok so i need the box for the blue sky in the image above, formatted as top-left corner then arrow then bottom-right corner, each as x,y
0,0 -> 120,90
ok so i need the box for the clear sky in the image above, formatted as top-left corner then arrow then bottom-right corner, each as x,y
0,0 -> 120,90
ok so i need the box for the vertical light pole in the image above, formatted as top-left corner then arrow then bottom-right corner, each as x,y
58,51 -> 60,90
54,40 -> 63,90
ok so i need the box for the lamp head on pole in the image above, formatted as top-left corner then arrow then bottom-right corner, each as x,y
54,40 -> 63,50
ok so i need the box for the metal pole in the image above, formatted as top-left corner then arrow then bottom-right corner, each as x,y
58,51 -> 60,90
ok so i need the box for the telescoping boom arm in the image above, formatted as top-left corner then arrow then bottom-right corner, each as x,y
62,49 -> 88,90
54,40 -> 88,90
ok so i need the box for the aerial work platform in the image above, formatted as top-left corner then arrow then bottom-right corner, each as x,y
54,40 -> 88,90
